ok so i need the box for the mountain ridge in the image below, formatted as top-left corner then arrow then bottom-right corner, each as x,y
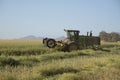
16,35 -> 66,40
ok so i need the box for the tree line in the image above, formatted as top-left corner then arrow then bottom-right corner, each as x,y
99,31 -> 120,42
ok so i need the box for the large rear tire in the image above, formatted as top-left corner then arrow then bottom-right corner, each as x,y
68,42 -> 78,52
46,39 -> 56,48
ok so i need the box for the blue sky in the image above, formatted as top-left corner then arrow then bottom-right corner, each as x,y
0,0 -> 120,39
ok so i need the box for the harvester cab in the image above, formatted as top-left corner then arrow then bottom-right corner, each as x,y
64,29 -> 80,42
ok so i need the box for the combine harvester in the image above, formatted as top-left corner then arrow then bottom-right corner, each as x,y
43,29 -> 101,51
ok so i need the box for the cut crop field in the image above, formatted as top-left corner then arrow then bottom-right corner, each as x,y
0,40 -> 120,80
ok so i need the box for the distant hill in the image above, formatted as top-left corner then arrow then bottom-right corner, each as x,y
18,35 -> 43,40
16,35 -> 66,40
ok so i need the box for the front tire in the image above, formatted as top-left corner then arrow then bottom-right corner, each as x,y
46,39 -> 56,48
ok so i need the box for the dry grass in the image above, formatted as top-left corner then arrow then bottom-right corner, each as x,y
0,40 -> 120,80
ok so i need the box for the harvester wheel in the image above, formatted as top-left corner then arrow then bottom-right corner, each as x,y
68,42 -> 78,51
46,39 -> 56,48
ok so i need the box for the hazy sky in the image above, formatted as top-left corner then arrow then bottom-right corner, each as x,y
0,0 -> 120,39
